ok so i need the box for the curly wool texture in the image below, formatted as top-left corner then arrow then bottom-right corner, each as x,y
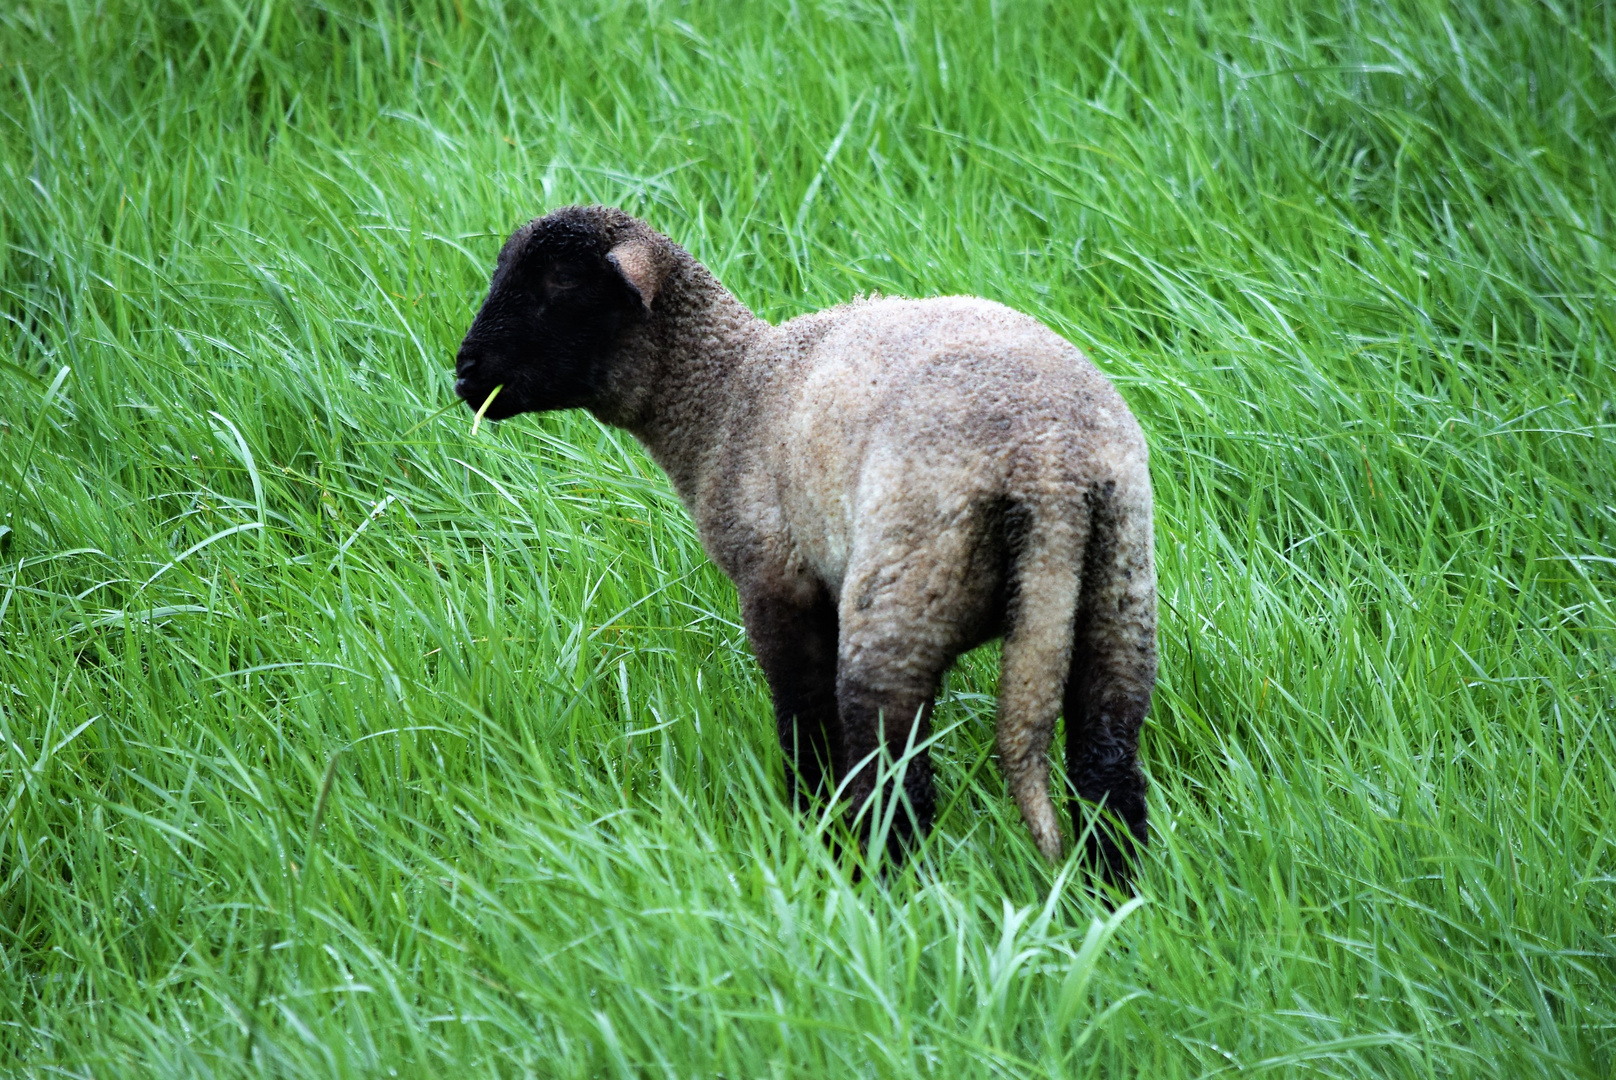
457,206 -> 1157,875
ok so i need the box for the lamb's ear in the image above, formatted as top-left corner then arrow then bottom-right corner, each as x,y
606,237 -> 666,313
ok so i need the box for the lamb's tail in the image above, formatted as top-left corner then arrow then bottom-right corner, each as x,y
995,509 -> 1087,861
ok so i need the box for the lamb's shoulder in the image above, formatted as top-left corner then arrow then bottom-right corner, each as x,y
677,313 -> 841,595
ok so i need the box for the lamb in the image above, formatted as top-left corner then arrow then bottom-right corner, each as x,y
453,205 -> 1157,882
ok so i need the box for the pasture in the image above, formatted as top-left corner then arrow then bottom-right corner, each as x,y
1,0 -> 1613,1075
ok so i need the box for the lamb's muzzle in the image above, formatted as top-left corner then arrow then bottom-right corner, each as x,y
454,205 -> 1158,884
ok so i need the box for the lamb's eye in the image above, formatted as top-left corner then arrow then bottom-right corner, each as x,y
547,266 -> 582,292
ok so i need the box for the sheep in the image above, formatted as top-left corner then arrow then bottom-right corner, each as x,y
453,205 -> 1157,882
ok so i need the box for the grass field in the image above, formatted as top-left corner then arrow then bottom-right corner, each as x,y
2,0 -> 1614,1075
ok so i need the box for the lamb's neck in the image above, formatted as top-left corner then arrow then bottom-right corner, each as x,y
601,264 -> 768,506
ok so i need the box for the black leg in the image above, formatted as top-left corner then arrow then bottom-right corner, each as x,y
837,682 -> 939,863
742,586 -> 842,812
1063,497 -> 1157,886
1063,652 -> 1150,885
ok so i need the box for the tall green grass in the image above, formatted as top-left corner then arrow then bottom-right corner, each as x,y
1,0 -> 1612,1075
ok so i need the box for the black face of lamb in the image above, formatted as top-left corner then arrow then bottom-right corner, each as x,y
454,223 -> 638,420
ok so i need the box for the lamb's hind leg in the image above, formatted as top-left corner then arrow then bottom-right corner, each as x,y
835,660 -> 945,862
835,565 -> 961,862
742,586 -> 842,812
1064,485 -> 1157,885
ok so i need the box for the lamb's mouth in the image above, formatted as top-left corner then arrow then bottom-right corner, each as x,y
457,380 -> 519,423
453,375 -> 497,406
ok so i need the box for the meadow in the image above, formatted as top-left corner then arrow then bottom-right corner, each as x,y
1,0 -> 1613,1075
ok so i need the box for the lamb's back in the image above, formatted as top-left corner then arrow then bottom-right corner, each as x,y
759,296 -> 1145,591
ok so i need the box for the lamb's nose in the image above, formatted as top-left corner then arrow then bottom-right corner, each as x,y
454,347 -> 477,377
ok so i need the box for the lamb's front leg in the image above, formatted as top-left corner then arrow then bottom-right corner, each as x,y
741,585 -> 843,812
